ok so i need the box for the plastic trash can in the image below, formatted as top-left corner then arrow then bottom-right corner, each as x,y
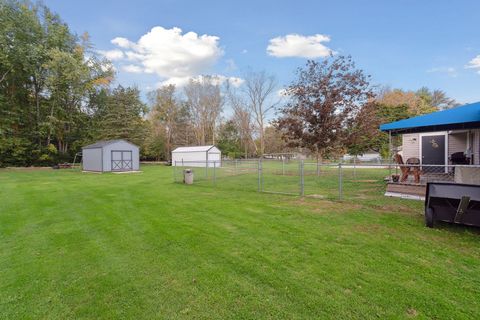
184,169 -> 194,184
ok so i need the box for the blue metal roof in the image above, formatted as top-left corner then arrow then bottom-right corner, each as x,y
380,101 -> 480,133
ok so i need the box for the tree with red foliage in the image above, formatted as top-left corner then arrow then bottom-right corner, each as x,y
275,56 -> 374,159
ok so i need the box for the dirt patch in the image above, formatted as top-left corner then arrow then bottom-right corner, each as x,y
373,204 -> 419,216
406,308 -> 418,318
287,197 -> 364,214
306,194 -> 326,199
2,166 -> 53,171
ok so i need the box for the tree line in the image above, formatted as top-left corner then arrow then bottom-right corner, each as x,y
0,1 -> 458,167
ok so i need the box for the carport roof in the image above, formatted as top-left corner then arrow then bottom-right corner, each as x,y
380,101 -> 480,134
172,145 -> 219,153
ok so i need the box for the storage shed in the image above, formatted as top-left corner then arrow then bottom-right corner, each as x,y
172,145 -> 221,167
82,139 -> 140,172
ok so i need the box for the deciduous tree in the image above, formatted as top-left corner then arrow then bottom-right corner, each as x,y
275,56 -> 374,159
184,76 -> 223,145
243,71 -> 277,155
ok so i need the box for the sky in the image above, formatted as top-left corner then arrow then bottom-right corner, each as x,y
44,0 -> 480,104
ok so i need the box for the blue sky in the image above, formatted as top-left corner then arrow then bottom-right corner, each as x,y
45,0 -> 480,103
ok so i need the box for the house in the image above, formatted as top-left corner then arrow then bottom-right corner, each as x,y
82,139 -> 140,172
171,145 -> 221,167
380,102 -> 480,199
380,102 -> 480,167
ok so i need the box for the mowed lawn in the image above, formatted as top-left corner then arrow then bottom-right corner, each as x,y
1,166 -> 480,319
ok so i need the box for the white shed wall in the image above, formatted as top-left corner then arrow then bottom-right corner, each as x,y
172,147 -> 222,167
172,151 -> 207,167
206,151 -> 221,167
102,141 -> 140,171
82,148 -> 103,171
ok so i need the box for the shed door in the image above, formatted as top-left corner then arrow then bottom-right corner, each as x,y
111,150 -> 133,171
422,135 -> 445,172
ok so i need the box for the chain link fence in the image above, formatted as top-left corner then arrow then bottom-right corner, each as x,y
173,159 -> 480,200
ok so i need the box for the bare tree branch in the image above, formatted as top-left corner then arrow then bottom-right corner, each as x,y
242,71 -> 278,155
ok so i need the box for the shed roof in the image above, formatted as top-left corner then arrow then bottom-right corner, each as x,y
83,139 -> 137,149
380,102 -> 480,134
172,145 -> 219,153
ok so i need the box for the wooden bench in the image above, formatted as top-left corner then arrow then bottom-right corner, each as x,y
395,154 -> 421,184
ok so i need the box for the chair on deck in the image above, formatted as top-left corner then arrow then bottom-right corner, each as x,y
394,154 -> 421,184
450,152 -> 470,165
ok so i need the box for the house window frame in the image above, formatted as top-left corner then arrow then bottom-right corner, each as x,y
418,131 -> 448,173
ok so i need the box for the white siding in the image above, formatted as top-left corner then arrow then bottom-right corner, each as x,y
207,150 -> 221,167
474,130 -> 480,165
172,146 -> 222,167
82,148 -> 102,171
402,131 -> 475,165
402,134 -> 419,160
448,132 -> 468,163
102,141 -> 140,171
172,151 -> 207,167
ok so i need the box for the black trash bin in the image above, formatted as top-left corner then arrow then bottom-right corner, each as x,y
425,182 -> 480,228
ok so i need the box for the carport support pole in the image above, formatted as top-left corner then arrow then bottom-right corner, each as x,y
299,160 -> 305,196
338,163 -> 343,200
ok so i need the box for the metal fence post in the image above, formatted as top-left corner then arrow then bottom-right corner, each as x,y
213,161 -> 216,186
338,162 -> 343,200
282,157 -> 285,176
300,160 -> 305,196
235,159 -> 238,175
258,158 -> 262,192
173,161 -> 176,182
353,156 -> 357,181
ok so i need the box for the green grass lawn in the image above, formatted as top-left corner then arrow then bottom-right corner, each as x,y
1,165 -> 480,319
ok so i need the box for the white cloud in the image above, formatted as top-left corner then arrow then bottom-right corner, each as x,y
98,49 -> 125,61
110,26 -> 223,80
102,26 -> 245,87
427,66 -> 457,77
222,76 -> 244,87
158,75 -> 244,88
276,88 -> 289,97
122,64 -> 143,73
267,33 -> 334,58
241,49 -> 248,54
466,55 -> 480,74
111,37 -> 135,49
225,59 -> 237,71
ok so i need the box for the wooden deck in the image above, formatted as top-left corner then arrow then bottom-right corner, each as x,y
384,173 -> 455,201
385,182 -> 426,200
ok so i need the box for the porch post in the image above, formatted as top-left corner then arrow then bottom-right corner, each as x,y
388,130 -> 392,158
388,130 -> 393,177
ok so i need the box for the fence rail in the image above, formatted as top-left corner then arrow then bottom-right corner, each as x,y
173,159 -> 480,200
